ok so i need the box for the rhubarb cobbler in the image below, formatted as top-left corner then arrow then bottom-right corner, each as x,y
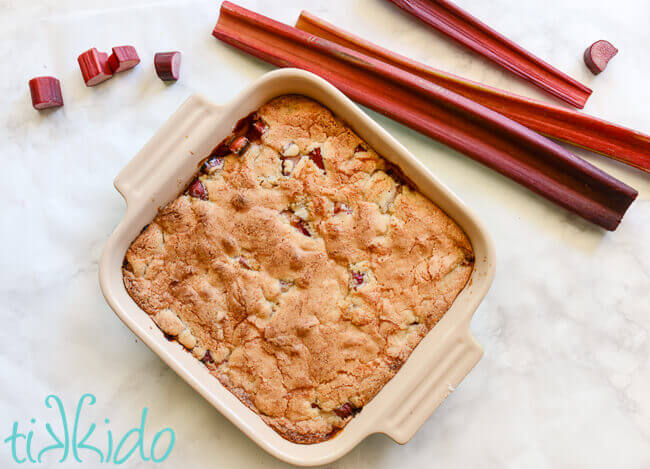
122,95 -> 474,443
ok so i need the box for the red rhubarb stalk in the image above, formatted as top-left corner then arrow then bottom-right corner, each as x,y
212,2 -> 636,231
296,11 -> 650,173
385,0 -> 592,108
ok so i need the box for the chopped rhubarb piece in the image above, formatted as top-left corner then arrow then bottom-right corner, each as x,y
584,40 -> 618,75
238,256 -> 252,269
350,271 -> 365,286
201,350 -> 214,364
107,45 -> 140,72
334,202 -> 351,214
28,77 -> 63,110
293,219 -> 311,237
333,402 -> 359,418
78,48 -> 113,86
154,51 -> 181,81
282,210 -> 311,236
188,179 -> 208,200
354,144 -> 366,153
246,118 -> 268,140
202,155 -> 224,174
229,136 -> 249,154
282,142 -> 300,157
308,147 -> 325,170
281,155 -> 301,175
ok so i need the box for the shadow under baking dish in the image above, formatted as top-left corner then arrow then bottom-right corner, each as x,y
99,68 -> 496,467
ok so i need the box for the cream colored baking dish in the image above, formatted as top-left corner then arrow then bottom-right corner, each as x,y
99,68 -> 495,466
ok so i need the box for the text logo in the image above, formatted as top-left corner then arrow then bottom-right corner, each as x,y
3,394 -> 175,464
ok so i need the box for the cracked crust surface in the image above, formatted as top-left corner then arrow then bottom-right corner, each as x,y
123,95 -> 474,444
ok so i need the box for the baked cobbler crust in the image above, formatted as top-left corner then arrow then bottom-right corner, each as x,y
123,95 -> 474,444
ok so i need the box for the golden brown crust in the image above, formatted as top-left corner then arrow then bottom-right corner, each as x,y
123,95 -> 474,444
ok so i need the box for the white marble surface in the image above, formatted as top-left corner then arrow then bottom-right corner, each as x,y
1,0 -> 649,467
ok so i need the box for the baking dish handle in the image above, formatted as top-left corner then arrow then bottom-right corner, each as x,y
114,93 -> 225,204
379,326 -> 483,444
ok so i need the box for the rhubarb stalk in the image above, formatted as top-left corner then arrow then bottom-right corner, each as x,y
385,0 -> 592,108
212,2 -> 636,230
296,11 -> 650,173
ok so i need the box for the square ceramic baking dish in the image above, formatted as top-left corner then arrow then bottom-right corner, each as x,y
99,68 -> 495,466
